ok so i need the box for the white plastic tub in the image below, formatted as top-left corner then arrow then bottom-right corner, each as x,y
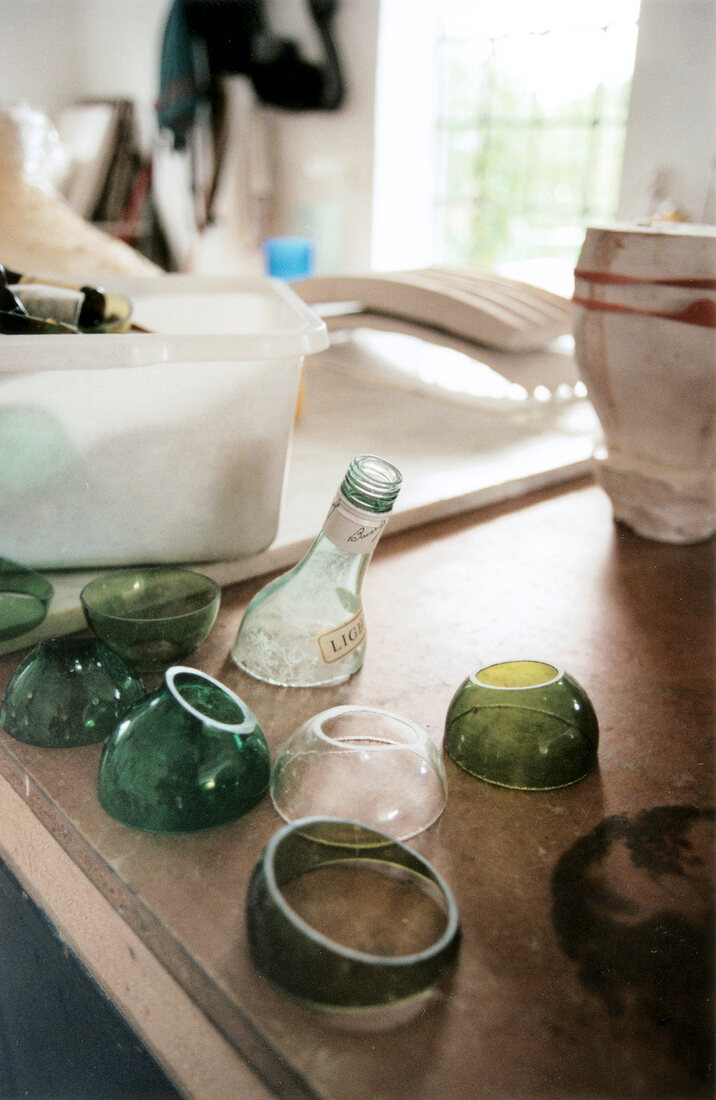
0,275 -> 328,568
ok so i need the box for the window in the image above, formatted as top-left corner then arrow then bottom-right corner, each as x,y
372,0 -> 641,289
434,1 -> 640,278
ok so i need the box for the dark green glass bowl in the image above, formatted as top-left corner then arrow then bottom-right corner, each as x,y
81,290 -> 132,333
0,310 -> 77,334
0,558 -> 54,642
0,636 -> 145,747
80,567 -> 220,671
247,817 -> 461,1010
445,660 -> 599,790
98,666 -> 270,832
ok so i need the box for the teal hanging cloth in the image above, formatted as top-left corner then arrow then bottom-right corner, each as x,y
157,0 -> 203,149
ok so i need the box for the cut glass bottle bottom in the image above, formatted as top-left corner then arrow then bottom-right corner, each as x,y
445,660 -> 599,790
0,557 -> 54,642
81,567 -> 220,672
271,706 -> 447,839
246,817 -> 461,1011
0,636 -> 144,747
98,667 -> 270,832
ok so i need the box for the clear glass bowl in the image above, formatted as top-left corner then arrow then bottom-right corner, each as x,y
98,666 -> 271,832
0,635 -> 145,747
0,557 -> 54,642
271,705 -> 447,840
81,566 -> 220,672
445,660 -> 599,790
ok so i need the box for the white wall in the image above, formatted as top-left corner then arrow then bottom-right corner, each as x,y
0,0 -> 713,275
0,0 -> 168,118
264,0 -> 381,272
371,0 -> 439,271
618,0 -> 716,223
0,0 -> 380,273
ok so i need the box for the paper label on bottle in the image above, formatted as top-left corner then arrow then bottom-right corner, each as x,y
318,608 -> 366,664
321,493 -> 389,554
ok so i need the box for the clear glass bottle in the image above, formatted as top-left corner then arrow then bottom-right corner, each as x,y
231,454 -> 402,687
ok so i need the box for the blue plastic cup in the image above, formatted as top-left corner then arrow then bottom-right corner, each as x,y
262,236 -> 315,280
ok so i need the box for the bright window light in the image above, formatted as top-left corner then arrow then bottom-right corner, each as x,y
373,0 -> 640,290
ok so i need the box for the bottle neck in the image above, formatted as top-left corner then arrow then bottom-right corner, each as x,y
317,454 -> 402,558
320,491 -> 392,556
339,455 -> 402,514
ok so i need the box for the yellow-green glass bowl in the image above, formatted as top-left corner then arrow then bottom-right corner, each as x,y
85,291 -> 132,333
445,660 -> 598,790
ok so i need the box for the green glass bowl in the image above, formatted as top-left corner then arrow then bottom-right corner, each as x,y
445,660 -> 599,790
0,558 -> 54,642
98,666 -> 271,832
80,567 -> 220,671
246,817 -> 461,1010
0,636 -> 145,747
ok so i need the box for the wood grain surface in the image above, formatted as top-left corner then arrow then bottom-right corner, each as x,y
0,480 -> 713,1099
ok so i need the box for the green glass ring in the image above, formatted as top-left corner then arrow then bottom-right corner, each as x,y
81,567 -> 220,672
98,666 -> 270,832
445,660 -> 599,790
0,558 -> 54,642
0,636 -> 145,747
246,817 -> 461,1009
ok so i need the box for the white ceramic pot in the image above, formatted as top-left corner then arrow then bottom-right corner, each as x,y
573,224 -> 716,544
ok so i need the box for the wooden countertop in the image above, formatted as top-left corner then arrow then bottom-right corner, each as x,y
0,480 -> 713,1099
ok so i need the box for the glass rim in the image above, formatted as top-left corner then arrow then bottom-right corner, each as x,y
340,453 -> 403,511
80,566 -> 220,625
0,556 -> 54,602
311,704 -> 426,750
349,453 -> 403,485
470,660 -> 563,691
258,817 -> 460,968
165,666 -> 257,734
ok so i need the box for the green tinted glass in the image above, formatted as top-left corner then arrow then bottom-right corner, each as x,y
445,660 -> 598,789
1,636 -> 144,747
98,667 -> 270,832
